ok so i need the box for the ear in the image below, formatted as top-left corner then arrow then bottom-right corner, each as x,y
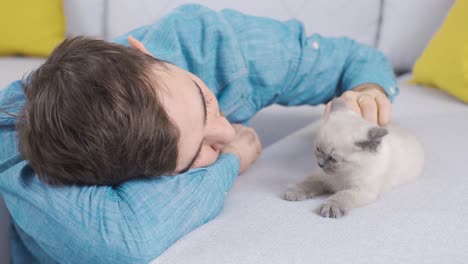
355,127 -> 388,152
128,35 -> 151,55
329,98 -> 348,113
368,127 -> 388,140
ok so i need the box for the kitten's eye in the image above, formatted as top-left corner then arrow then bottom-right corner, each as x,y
316,146 -> 321,152
328,156 -> 337,163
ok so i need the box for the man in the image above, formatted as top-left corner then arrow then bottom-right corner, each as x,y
0,4 -> 397,263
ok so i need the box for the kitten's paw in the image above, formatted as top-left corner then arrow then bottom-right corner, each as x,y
283,187 -> 308,201
318,201 -> 348,218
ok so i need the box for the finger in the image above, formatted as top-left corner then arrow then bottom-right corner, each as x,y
340,91 -> 363,115
127,35 -> 150,54
342,97 -> 362,116
375,94 -> 392,126
357,96 -> 378,124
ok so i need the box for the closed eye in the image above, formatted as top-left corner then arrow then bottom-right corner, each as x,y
203,91 -> 224,117
199,86 -> 224,116
203,94 -> 210,105
328,156 -> 337,163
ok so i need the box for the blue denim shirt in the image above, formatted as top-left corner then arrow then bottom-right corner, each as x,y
0,4 -> 398,263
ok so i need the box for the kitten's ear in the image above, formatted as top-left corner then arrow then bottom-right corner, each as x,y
355,127 -> 388,152
329,98 -> 348,113
368,127 -> 388,140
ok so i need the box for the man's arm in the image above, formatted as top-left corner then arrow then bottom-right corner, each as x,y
277,34 -> 398,125
1,132 -> 234,260
261,33 -> 398,107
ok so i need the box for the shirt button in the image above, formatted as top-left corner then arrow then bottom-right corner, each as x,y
389,87 -> 396,94
312,41 -> 320,50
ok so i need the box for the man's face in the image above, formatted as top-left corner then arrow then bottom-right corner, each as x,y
156,64 -> 235,174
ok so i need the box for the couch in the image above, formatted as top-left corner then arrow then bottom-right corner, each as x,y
0,0 -> 462,262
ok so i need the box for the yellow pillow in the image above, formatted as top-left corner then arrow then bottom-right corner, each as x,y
0,0 -> 65,57
411,0 -> 468,103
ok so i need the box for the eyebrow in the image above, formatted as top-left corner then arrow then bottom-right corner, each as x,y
179,80 -> 207,174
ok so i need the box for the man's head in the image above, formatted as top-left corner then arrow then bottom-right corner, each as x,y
19,36 -> 234,186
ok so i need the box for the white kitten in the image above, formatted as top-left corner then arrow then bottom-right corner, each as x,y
283,98 -> 424,218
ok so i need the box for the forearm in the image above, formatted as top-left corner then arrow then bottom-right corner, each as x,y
115,153 -> 240,260
1,154 -> 240,263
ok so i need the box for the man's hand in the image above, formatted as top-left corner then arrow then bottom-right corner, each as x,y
324,84 -> 392,126
221,124 -> 262,174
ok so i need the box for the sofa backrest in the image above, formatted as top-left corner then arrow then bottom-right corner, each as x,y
377,0 -> 454,72
105,0 -> 381,46
64,0 -> 105,37
66,0 -> 454,73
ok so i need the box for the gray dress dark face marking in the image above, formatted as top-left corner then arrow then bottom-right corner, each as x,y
315,146 -> 339,173
355,127 -> 388,152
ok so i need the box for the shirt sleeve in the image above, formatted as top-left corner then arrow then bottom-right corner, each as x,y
276,34 -> 399,106
0,141 -> 239,263
214,7 -> 399,109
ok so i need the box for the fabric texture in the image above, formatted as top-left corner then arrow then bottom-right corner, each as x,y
411,0 -> 468,103
0,4 -> 397,263
0,0 -> 65,57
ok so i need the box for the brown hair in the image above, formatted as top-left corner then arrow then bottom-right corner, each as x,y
17,36 -> 180,186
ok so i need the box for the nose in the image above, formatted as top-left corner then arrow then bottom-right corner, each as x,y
205,117 -> 235,149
